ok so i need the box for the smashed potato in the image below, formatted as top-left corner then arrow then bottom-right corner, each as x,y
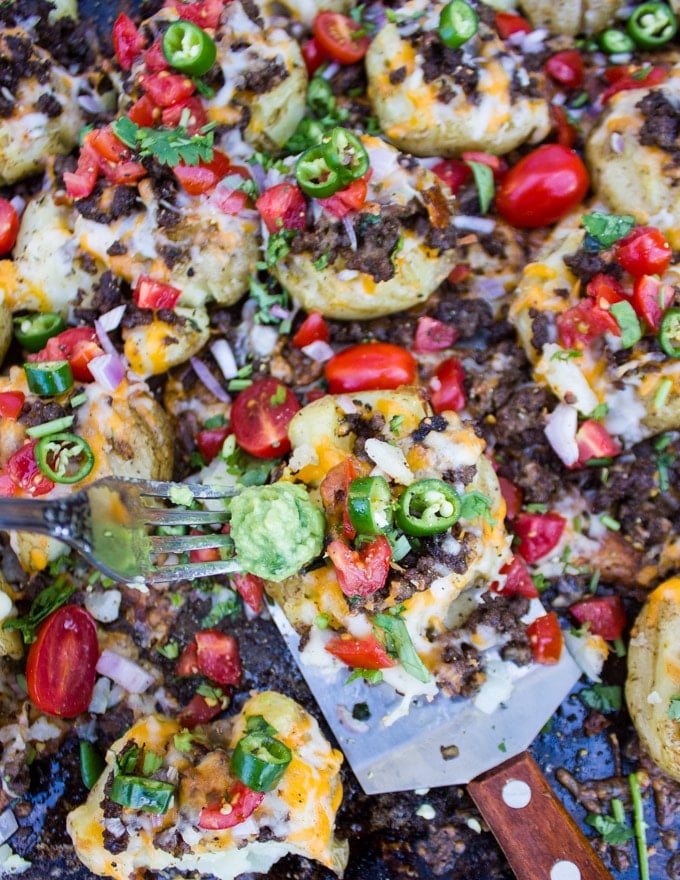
519,0 -> 620,35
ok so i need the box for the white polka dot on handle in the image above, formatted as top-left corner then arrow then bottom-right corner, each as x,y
550,860 -> 581,880
501,778 -> 532,809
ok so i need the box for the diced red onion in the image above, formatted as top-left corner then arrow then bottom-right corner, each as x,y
84,588 -> 122,623
301,340 -> 335,362
98,305 -> 126,333
94,319 -> 119,357
88,353 -> 125,391
209,339 -> 238,380
250,324 -> 278,356
337,269 -> 359,281
0,808 -> 17,845
342,215 -> 358,251
336,703 -> 369,734
321,61 -> 340,80
610,132 -> 625,154
9,195 -> 24,217
509,27 -> 548,52
453,215 -> 496,234
96,649 -> 155,694
249,162 -> 266,192
544,403 -> 579,467
190,356 -> 231,403
473,276 -> 507,300
270,303 -> 292,321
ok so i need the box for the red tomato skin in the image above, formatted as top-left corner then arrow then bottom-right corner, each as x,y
569,595 -> 626,641
327,536 -> 392,598
292,312 -> 330,348
127,95 -> 158,127
324,343 -> 416,393
175,641 -> 199,676
256,183 -> 307,233
545,51 -> 585,89
632,275 -> 675,332
199,782 -> 265,829
428,357 -> 466,413
601,66 -> 666,103
575,420 -> 621,465
432,159 -> 471,194
556,300 -> 620,349
527,612 -> 563,664
230,377 -> 300,459
162,95 -> 208,132
0,474 -> 18,497
585,273 -> 626,309
317,173 -> 370,217
6,441 -> 54,496
325,634 -> 395,669
140,71 -> 195,107
0,198 -> 19,254
550,105 -> 578,149
143,38 -> 169,71
495,145 -> 589,228
188,529 -> 224,563
233,573 -> 264,614
413,316 -> 458,353
319,457 -> 358,540
196,425 -> 231,462
195,630 -> 242,686
30,327 -> 104,382
498,476 -> 523,520
63,144 -> 99,199
461,151 -> 508,180
113,13 -> 145,70
491,555 -> 539,598
134,276 -> 182,309
313,12 -> 371,64
513,512 -> 566,564
494,11 -> 532,38
301,37 -> 329,74
171,0 -> 224,30
26,606 -> 99,717
178,692 -> 225,728
0,391 -> 25,420
615,227 -> 672,278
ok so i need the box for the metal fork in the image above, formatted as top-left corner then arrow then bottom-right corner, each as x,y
0,477 -> 241,586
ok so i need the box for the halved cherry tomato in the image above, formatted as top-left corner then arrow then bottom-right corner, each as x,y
575,420 -> 621,465
313,12 -> 371,64
498,476 -> 522,520
317,173 -> 370,218
569,595 -> 626,641
173,149 -> 234,195
292,311 -> 330,348
230,377 -> 300,458
556,299 -> 620,349
527,612 -> 563,664
495,144 -> 589,228
432,159 -> 471,194
327,535 -> 392,597
494,11 -> 532,39
0,390 -> 25,420
199,781 -> 264,829
615,226 -> 672,277
585,273 -> 626,309
178,692 -> 226,728
196,425 -> 231,462
324,342 -> 416,393
133,276 -> 182,309
26,605 -> 99,717
140,71 -> 195,107
195,630 -> 242,686
112,12 -> 145,70
428,356 -> 466,413
0,198 -> 19,254
6,441 -> 54,496
551,105 -> 578,149
301,37 -> 329,75
233,573 -> 264,614
413,316 -> 458,353
256,183 -> 307,233
491,555 -> 538,598
173,0 -> 224,30
601,65 -> 666,103
325,634 -> 395,669
544,50 -> 585,89
513,511 -> 566,564
632,275 -> 675,332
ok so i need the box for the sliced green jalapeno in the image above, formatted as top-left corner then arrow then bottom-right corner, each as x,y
34,432 -> 95,484
396,478 -> 461,536
597,28 -> 636,53
626,1 -> 677,47
162,20 -> 217,75
80,741 -> 106,790
24,360 -> 73,397
110,774 -> 176,814
438,0 -> 479,49
295,144 -> 344,197
231,731 -> 292,792
13,312 -> 65,352
323,127 -> 369,184
660,307 -> 680,357
347,476 -> 394,535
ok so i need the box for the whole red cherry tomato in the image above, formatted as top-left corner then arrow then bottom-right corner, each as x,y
495,144 -> 589,228
230,377 -> 300,458
324,342 -> 417,393
26,605 -> 99,717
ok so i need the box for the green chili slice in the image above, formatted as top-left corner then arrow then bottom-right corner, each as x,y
396,478 -> 461,536
347,476 -> 394,535
13,312 -> 65,353
231,732 -> 292,792
323,127 -> 370,184
34,432 -> 95,484
80,741 -> 106,790
597,28 -> 636,53
24,360 -> 73,397
295,144 -> 343,197
109,774 -> 176,814
626,1 -> 678,47
438,0 -> 479,49
659,307 -> 680,357
162,20 -> 217,75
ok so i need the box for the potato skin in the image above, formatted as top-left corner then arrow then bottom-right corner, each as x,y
626,578 -> 680,781
519,0 -> 620,35
0,300 -> 10,365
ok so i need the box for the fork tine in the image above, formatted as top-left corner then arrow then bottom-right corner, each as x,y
142,558 -> 242,584
143,508 -> 231,525
129,479 -> 237,500
149,533 -> 233,553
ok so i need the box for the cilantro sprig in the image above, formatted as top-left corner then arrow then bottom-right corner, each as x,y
3,577 -> 76,644
112,113 -> 216,167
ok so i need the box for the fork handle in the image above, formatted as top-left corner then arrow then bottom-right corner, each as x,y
0,497 -> 66,537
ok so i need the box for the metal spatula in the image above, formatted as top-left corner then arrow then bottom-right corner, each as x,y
268,600 -> 614,880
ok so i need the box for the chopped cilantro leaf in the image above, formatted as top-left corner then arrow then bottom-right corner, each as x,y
466,160 -> 494,214
112,114 -> 215,166
581,212 -> 635,248
668,694 -> 680,721
610,300 -> 642,348
579,684 -> 622,713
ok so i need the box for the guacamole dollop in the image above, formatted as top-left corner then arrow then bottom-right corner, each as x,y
229,483 -> 325,581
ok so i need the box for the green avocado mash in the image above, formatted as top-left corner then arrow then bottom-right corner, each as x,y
229,483 -> 325,581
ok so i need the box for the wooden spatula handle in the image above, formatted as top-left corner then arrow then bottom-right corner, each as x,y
467,751 -> 613,880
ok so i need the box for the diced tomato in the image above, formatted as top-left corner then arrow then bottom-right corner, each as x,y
568,595 -> 626,641
327,535 -> 392,598
601,65 -> 667,103
585,273 -> 627,309
292,311 -> 330,348
448,263 -> 472,284
112,12 -> 145,71
196,425 -> 231,462
432,159 -> 471,194
199,781 -> 264,829
498,476 -> 522,520
188,529 -> 224,563
491,555 -> 539,598
551,105 -> 578,149
140,71 -> 196,107
63,144 -> 99,199
6,441 -> 54,496
513,512 -> 566,564
162,96 -> 208,132
30,327 -> 104,383
256,183 -> 307,233
175,641 -> 200,677
319,457 -> 358,540
172,0 -> 224,29
575,419 -> 621,465
178,692 -> 226,728
133,276 -> 182,309
143,38 -> 169,71
100,158 -> 147,186
527,612 -> 563,664
173,149 -> 233,195
0,198 -> 19,254
317,172 -> 370,218
428,356 -> 466,413
88,126 -> 130,163
127,95 -> 158,127
494,11 -> 532,39
413,316 -> 458,353
0,474 -> 18,497
232,573 -> 264,614
325,343 -> 417,393
615,226 -> 672,278
325,634 -> 395,669
313,11 -> 371,64
556,299 -> 620,349
211,188 -> 249,215
632,275 -> 675,332
544,50 -> 584,89
230,377 -> 300,458
0,390 -> 25,420
195,630 -> 241,686
301,37 -> 329,75
461,151 -> 508,180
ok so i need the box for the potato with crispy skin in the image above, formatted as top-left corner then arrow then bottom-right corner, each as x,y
519,0 -> 620,35
0,300 -> 11,365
